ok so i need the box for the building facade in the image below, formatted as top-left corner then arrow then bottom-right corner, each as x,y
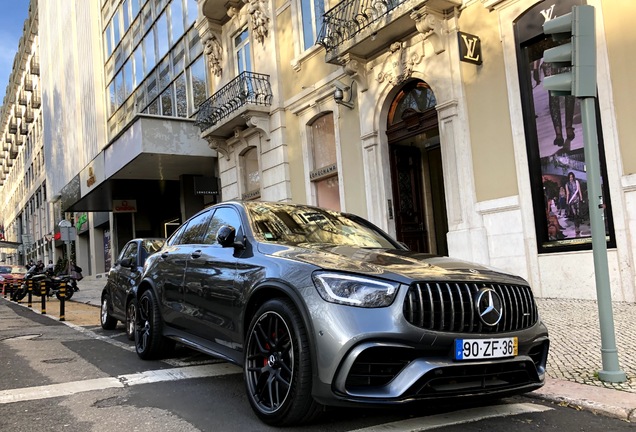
0,0 -> 634,303
193,0 -> 636,302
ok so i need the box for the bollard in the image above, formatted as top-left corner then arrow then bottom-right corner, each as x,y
27,280 -> 33,308
40,280 -> 46,314
2,282 -> 5,298
12,282 -> 18,302
59,282 -> 66,321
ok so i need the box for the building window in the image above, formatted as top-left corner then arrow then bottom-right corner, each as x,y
300,0 -> 324,51
241,147 -> 261,200
189,55 -> 207,114
309,113 -> 340,211
234,27 -> 251,74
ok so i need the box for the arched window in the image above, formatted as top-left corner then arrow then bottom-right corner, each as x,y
309,113 -> 340,211
387,80 -> 436,127
241,146 -> 261,200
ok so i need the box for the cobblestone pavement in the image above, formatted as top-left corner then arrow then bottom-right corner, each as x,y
537,298 -> 636,393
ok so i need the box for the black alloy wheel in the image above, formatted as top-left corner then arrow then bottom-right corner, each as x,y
100,295 -> 118,330
135,289 -> 174,359
126,299 -> 136,341
244,298 -> 321,426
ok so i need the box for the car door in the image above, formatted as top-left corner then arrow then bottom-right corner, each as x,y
153,211 -> 211,327
112,241 -> 138,317
182,206 -> 242,345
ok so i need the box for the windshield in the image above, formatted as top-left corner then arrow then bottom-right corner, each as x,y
0,266 -> 11,274
246,202 -> 399,249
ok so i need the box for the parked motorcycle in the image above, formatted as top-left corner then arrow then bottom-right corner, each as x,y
11,267 -> 78,302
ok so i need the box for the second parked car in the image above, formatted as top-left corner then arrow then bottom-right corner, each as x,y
100,238 -> 165,339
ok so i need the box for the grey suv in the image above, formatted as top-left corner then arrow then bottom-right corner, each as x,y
134,201 -> 549,426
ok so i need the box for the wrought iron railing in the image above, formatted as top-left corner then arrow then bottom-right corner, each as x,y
195,71 -> 273,133
317,0 -> 406,53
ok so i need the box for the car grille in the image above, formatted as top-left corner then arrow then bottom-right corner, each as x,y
403,282 -> 538,333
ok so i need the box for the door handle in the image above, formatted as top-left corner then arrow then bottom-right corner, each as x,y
191,250 -> 202,259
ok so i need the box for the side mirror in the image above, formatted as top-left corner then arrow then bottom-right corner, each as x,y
120,257 -> 133,268
216,225 -> 236,247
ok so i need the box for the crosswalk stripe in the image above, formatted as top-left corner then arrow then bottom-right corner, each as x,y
0,363 -> 241,404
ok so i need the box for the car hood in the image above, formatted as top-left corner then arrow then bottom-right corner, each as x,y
262,243 -> 527,285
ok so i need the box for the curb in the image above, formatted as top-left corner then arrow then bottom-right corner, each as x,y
528,378 -> 636,422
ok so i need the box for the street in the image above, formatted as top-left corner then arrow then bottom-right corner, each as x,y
1,298 -> 634,432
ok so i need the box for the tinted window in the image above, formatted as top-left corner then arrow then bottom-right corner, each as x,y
180,211 -> 212,244
122,242 -> 139,262
166,223 -> 187,246
203,207 -> 242,244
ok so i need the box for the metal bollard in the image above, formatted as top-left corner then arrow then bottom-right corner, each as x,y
40,280 -> 46,314
12,282 -> 18,302
27,280 -> 33,308
2,282 -> 5,298
59,282 -> 66,321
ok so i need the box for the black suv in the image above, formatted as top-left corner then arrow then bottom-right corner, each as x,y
134,201 -> 549,426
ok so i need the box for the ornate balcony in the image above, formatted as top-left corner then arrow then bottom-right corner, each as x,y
25,77 -> 33,92
20,121 -> 28,136
317,0 -> 461,64
194,71 -> 273,138
18,92 -> 27,106
30,55 -> 39,75
25,108 -> 34,123
31,94 -> 41,108
9,119 -> 17,134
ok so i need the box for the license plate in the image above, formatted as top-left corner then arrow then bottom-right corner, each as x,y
454,337 -> 518,360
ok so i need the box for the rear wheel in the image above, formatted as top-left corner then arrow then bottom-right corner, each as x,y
100,295 -> 118,330
126,299 -> 136,341
244,298 -> 322,426
135,289 -> 174,359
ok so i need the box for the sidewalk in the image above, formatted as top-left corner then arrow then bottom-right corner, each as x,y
71,276 -> 636,421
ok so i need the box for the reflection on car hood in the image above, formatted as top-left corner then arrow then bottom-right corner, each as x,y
268,243 -> 527,285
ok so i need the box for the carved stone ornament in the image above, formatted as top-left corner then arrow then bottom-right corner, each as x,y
376,43 -> 423,86
337,54 -> 368,92
410,6 -> 446,55
202,32 -> 223,77
246,0 -> 270,44
242,112 -> 271,141
205,136 -> 231,161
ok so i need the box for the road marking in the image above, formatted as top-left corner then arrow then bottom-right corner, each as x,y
0,363 -> 241,404
350,403 -> 553,432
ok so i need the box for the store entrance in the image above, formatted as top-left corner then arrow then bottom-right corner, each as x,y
387,80 -> 448,255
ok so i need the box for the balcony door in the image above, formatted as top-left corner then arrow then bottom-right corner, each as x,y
387,80 -> 448,256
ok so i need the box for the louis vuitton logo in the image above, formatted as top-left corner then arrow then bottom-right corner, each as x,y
458,32 -> 482,65
540,4 -> 556,22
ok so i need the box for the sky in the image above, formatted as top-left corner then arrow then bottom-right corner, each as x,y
0,0 -> 30,106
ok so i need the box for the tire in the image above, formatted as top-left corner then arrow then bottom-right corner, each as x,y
125,299 -> 136,341
244,298 -> 322,426
56,284 -> 74,301
12,286 -> 27,302
100,295 -> 118,330
135,289 -> 174,359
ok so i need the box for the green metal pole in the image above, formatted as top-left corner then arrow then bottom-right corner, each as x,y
580,97 -> 626,382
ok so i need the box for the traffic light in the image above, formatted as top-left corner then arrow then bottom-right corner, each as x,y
542,5 -> 596,97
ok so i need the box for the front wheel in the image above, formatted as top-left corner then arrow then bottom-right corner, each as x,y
100,295 -> 118,330
244,298 -> 322,426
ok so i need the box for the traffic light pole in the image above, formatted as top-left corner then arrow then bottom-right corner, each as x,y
580,96 -> 626,383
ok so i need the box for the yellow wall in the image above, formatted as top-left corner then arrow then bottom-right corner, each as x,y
338,105 -> 367,217
602,0 -> 636,175
460,4 -> 519,202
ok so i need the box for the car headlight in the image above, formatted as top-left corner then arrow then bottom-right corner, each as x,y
312,273 -> 400,308
0,275 -> 5,282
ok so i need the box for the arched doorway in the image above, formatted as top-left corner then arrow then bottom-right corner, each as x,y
387,80 -> 448,255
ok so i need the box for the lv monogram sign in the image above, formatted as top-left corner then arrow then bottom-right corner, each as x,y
458,31 -> 482,65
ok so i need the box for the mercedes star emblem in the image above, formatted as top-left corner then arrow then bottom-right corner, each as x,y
475,288 -> 503,326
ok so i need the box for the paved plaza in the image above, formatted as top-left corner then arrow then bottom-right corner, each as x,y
537,298 -> 635,393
